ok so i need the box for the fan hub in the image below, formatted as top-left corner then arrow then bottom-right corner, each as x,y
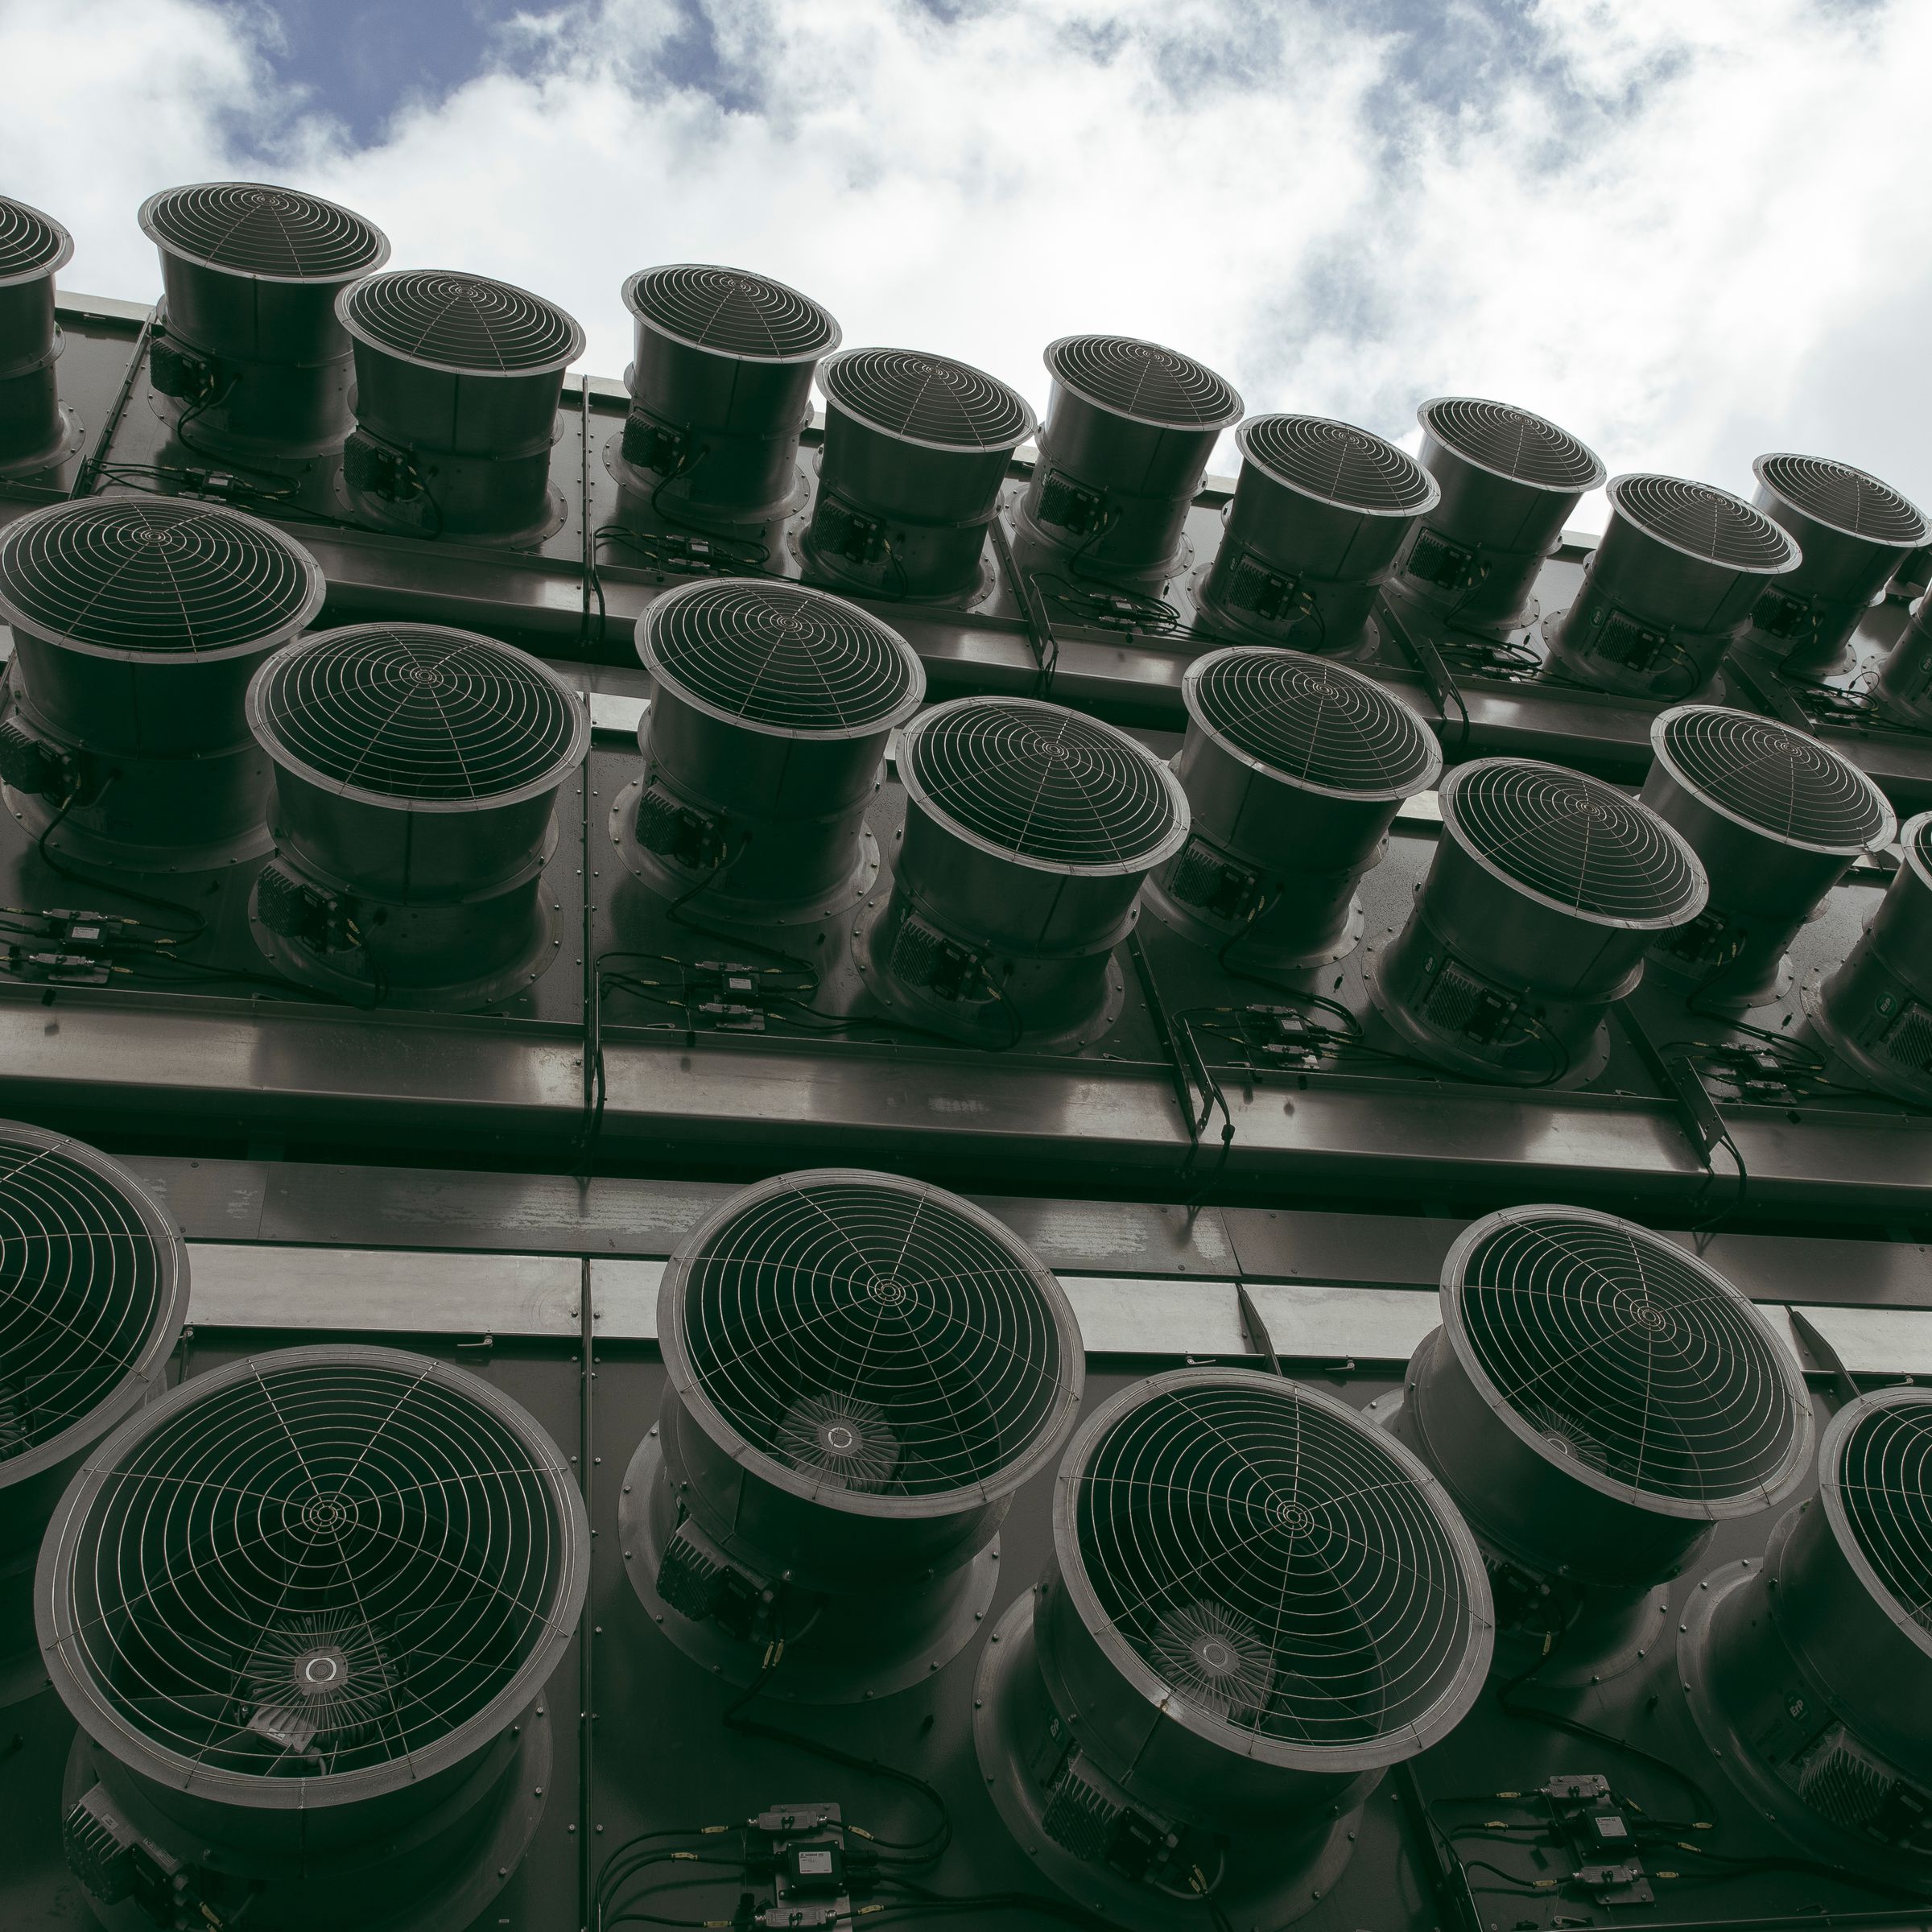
294,1645 -> 349,1694
866,1276 -> 909,1307
1272,1497 -> 1315,1534
299,1493 -> 354,1537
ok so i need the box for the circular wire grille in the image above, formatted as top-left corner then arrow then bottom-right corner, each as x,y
341,271 -> 584,373
1419,398 -> 1604,492
1447,1208 -> 1808,1507
252,625 -> 586,802
0,1129 -> 180,1472
1069,1373 -> 1486,1748
0,196 -> 72,283
47,1349 -> 581,1781
641,580 -> 921,733
0,497 -> 323,656
1443,759 -> 1706,923
141,183 -> 387,279
670,1173 -> 1079,1503
1240,415 -> 1437,514
1045,335 -> 1241,430
1609,475 -> 1798,571
625,265 -> 837,361
820,349 -> 1033,450
1832,1394 -> 1932,1639
1755,453 -> 1930,550
1656,705 -> 1893,853
1187,647 -> 1439,798
904,698 -> 1185,869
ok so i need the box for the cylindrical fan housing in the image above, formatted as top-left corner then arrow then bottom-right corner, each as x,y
1640,705 -> 1894,1005
0,1125 -> 185,1707
1546,475 -> 1802,698
336,270 -> 584,543
139,182 -> 390,456
1876,595 -> 1932,726
0,195 -> 75,474
1365,759 -> 1709,1084
1806,810 -> 1932,1106
1743,454 -> 1930,676
974,1368 -> 1492,1931
626,1170 -> 1083,1701
1145,647 -> 1441,969
0,497 -> 326,869
614,580 -> 925,922
1393,398 -> 1604,629
1682,1389 -> 1932,1874
1017,335 -> 1243,578
246,624 -> 590,1008
803,348 -> 1034,600
1196,415 -> 1440,652
855,697 -> 1191,1047
37,1345 -> 588,1928
616,263 -> 839,523
1387,1207 -> 1809,1680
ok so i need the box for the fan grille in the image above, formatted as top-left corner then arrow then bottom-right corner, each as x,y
1443,760 -> 1705,922
905,699 -> 1183,869
0,498 -> 322,656
342,271 -> 584,373
1834,1397 -> 1932,1637
1046,335 -> 1241,430
673,1175 -> 1076,1501
0,196 -> 71,281
1419,398 -> 1604,492
142,182 -> 386,279
625,264 -> 836,361
254,625 -> 584,801
1657,706 -> 1892,852
820,349 -> 1032,449
1756,454 -> 1930,550
1072,1376 -> 1483,1746
642,581 -> 919,732
0,1133 -> 176,1467
1187,647 -> 1439,798
1609,475 -> 1797,571
52,1353 -> 576,1778
1240,415 -> 1436,514
1450,1208 -> 1806,1506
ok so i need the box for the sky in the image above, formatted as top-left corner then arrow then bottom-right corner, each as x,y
3,0 -> 1929,530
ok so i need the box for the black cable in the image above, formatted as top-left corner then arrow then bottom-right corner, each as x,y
34,787 -> 208,937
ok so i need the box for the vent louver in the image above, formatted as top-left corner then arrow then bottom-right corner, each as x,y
1018,334 -> 1243,579
1395,398 -> 1604,629
0,497 -> 325,868
0,193 -> 76,475
336,269 -> 583,543
1685,1388 -> 1932,1881
1383,1205 -> 1809,1681
1807,806 -> 1932,1106
39,1345 -> 586,1926
805,348 -> 1034,599
1642,705 -> 1894,1004
1146,646 -> 1440,969
247,624 -> 589,1007
975,1368 -> 1491,1930
0,1125 -> 185,1707
617,263 -> 839,524
140,181 -> 388,456
1746,453 -> 1932,675
1546,474 -> 1802,698
623,1170 -> 1081,1701
857,697 -> 1190,1046
615,579 -> 924,920
1366,758 -> 1707,1083
1199,415 -> 1440,651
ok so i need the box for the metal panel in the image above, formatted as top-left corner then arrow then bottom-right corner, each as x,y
1055,1274 -> 1246,1356
1248,1282 -> 1439,1362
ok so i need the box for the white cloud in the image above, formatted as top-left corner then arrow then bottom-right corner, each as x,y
4,0 -> 1930,527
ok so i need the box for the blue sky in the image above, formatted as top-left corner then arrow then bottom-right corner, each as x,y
4,0 -> 1929,525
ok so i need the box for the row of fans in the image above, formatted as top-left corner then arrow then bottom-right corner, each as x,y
0,490 -> 1924,1097
1,1124 -> 1928,1927
10,182 -> 1932,717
